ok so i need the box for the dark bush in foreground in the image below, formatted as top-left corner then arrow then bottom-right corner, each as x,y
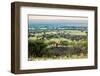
28,40 -> 48,57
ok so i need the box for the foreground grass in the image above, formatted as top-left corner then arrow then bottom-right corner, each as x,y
28,54 -> 87,61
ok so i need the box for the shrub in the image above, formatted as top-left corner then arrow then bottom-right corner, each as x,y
60,40 -> 69,46
28,39 -> 48,57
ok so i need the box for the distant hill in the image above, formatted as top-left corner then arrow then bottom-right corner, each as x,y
29,20 -> 88,30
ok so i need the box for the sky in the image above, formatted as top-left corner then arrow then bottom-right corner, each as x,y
28,15 -> 88,24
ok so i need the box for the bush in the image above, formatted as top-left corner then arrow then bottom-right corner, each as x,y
28,39 -> 48,57
71,40 -> 88,55
60,40 -> 69,46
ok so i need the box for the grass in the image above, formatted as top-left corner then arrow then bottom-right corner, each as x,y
28,54 -> 88,61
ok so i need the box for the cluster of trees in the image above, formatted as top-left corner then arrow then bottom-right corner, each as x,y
29,30 -> 87,41
28,38 -> 88,59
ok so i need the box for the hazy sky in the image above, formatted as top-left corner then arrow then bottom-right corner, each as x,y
28,15 -> 88,24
